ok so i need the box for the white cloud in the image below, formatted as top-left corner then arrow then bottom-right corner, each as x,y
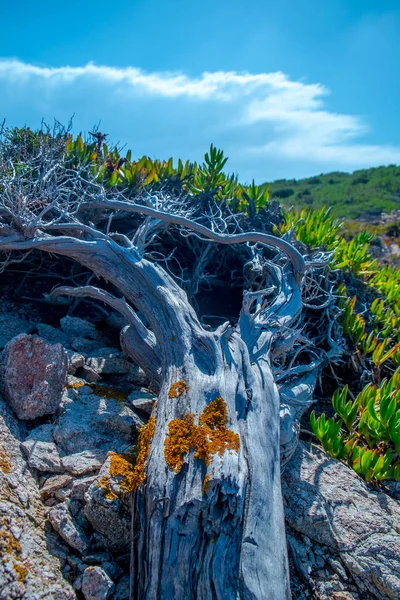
0,58 -> 399,179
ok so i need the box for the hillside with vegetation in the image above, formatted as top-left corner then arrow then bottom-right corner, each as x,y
265,164 -> 400,220
0,125 -> 399,600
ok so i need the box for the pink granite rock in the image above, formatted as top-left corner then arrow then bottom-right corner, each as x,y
0,334 -> 68,420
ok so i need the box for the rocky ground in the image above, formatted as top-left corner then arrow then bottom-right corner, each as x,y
0,308 -> 399,599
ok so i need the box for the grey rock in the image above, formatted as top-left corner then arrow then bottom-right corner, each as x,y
83,553 -> 112,565
71,476 -> 98,501
0,397 -> 76,598
78,385 -> 95,396
81,566 -> 114,600
283,442 -> 400,600
126,364 -> 149,387
62,450 -> 105,476
66,350 -> 86,374
101,561 -> 123,581
61,316 -> 97,339
0,314 -> 35,349
86,349 -> 131,375
80,365 -> 102,382
0,334 -> 68,420
48,501 -> 89,554
112,575 -> 130,600
40,474 -> 73,498
128,389 -> 156,416
84,457 -> 131,553
37,323 -> 69,346
70,337 -> 105,354
54,393 -> 142,455
21,424 -> 64,473
88,348 -> 121,358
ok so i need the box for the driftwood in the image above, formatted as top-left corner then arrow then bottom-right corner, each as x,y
0,131 -> 342,599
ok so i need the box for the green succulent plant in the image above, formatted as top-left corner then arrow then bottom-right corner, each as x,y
311,371 -> 400,482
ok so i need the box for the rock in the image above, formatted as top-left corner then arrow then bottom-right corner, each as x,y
48,502 -> 89,554
37,323 -> 69,346
0,314 -> 35,349
128,389 -> 156,416
81,566 -> 114,600
126,364 -> 149,387
0,334 -> 68,420
71,476 -> 98,501
282,442 -> 400,600
101,560 -> 123,581
66,350 -> 86,374
60,316 -> 97,339
0,397 -> 76,598
77,384 -> 95,396
84,457 -> 131,553
86,349 -> 131,375
62,450 -> 105,476
80,365 -> 102,382
54,393 -> 142,455
82,553 -> 112,565
21,424 -> 64,473
113,575 -> 130,600
70,337 -> 105,354
40,474 -> 73,498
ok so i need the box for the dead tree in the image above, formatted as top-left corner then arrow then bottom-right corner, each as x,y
0,130 -> 342,600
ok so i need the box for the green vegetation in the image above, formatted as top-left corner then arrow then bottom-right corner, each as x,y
265,165 -> 400,219
310,372 -> 400,482
2,126 -> 399,484
284,207 -> 400,482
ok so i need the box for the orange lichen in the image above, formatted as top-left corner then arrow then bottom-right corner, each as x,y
97,476 -> 118,500
65,381 -> 85,390
202,474 -> 210,494
13,561 -> 28,583
0,529 -> 22,555
65,381 -> 129,403
89,384 -> 130,403
168,381 -> 189,398
97,416 -> 156,497
164,413 -> 194,472
164,397 -> 240,478
0,448 -> 11,474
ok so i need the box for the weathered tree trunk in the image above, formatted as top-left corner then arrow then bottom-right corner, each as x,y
1,234 -> 292,599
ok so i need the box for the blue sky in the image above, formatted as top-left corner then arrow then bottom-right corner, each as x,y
0,0 -> 399,183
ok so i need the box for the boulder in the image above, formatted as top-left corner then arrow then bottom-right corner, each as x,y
0,397 -> 76,598
84,457 -> 131,554
48,502 -> 90,554
40,474 -> 73,499
0,334 -> 68,420
282,442 -> 400,600
128,389 -> 156,416
86,349 -> 131,376
21,424 -> 64,473
81,566 -> 114,600
61,450 -> 104,476
0,314 -> 35,350
37,323 -> 69,346
66,350 -> 86,374
60,316 -> 97,339
54,393 -> 143,455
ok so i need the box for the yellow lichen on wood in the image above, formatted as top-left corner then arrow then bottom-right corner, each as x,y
97,417 -> 156,497
0,447 -> 11,474
168,381 -> 189,398
164,397 -> 240,475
